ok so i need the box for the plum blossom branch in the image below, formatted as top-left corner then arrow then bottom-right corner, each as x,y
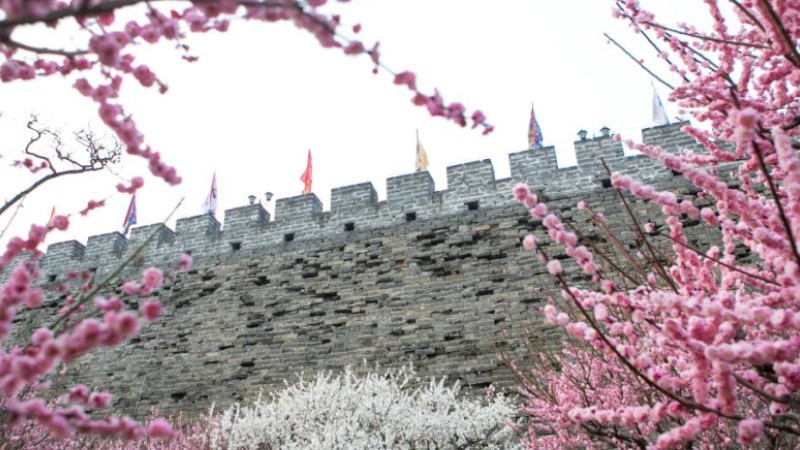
48,199 -> 184,333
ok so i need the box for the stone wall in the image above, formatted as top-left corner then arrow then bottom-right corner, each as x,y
8,122 -> 721,418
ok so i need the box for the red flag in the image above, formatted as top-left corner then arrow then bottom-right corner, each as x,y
300,150 -> 312,195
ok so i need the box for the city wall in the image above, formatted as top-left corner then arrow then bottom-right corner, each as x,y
12,123 -> 719,417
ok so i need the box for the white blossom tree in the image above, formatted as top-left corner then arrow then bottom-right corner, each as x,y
214,365 -> 521,450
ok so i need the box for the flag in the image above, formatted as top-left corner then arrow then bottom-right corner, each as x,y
300,150 -> 312,195
47,207 -> 56,227
652,83 -> 670,125
123,195 -> 137,235
528,102 -> 544,149
415,129 -> 429,172
202,172 -> 218,216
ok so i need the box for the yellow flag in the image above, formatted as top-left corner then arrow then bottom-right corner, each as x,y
415,129 -> 429,172
47,206 -> 56,227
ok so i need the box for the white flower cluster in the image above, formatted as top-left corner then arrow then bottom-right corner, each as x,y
213,365 -> 521,450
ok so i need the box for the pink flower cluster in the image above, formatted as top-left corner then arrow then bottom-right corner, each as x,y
121,267 -> 164,296
514,183 -> 599,279
0,0 -> 490,446
0,224 -> 50,272
510,4 -> 800,439
0,240 -> 183,442
1,1 -> 492,191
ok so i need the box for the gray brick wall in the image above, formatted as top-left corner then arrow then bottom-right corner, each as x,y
6,122 -> 724,419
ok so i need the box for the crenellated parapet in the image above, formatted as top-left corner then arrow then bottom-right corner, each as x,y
35,122 -> 703,276
12,120 -> 731,419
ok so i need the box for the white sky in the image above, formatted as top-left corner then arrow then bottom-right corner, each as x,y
0,0 -> 706,248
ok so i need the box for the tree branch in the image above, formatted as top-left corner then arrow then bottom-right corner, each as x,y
604,33 -> 674,91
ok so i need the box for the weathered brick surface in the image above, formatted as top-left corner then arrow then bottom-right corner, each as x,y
6,122 -> 725,418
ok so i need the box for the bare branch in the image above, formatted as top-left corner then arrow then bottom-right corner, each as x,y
644,21 -> 768,49
603,33 -> 674,90
601,159 -> 679,293
1,118 -> 121,218
728,0 -> 767,32
0,36 -> 88,56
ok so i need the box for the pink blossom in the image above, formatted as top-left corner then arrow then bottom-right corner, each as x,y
593,303 -> 608,321
132,65 -> 157,87
513,184 -> 531,201
547,260 -> 562,275
737,419 -> 763,445
88,392 -> 112,409
117,176 -> 144,194
531,203 -> 547,218
522,195 -> 537,209
25,289 -> 44,308
344,41 -> 365,55
31,328 -> 53,346
177,253 -> 193,271
50,215 -> 69,231
121,281 -> 141,296
543,304 -> 557,323
140,300 -> 163,321
80,199 -> 106,216
141,267 -> 163,290
115,312 -> 140,337
522,235 -> 538,251
147,418 -> 174,439
393,71 -> 416,90
471,110 -> 486,128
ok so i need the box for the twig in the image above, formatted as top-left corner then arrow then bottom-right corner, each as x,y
728,0 -> 766,32
0,36 -> 88,56
0,195 -> 25,241
563,219 -> 643,286
0,169 -> 93,219
751,140 -> 800,270
1,120 -> 120,218
757,0 -> 800,68
601,159 -> 679,293
656,229 -> 779,286
643,21 -> 768,49
733,373 -> 788,404
604,33 -> 674,90
546,250 -> 732,419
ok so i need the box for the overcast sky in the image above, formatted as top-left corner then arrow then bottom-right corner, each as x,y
0,1 -> 706,248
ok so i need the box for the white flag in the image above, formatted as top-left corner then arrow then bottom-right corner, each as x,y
652,84 -> 670,125
415,129 -> 429,172
202,172 -> 218,216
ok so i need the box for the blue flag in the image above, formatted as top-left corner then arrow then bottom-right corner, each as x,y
528,103 -> 544,149
123,195 -> 137,234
